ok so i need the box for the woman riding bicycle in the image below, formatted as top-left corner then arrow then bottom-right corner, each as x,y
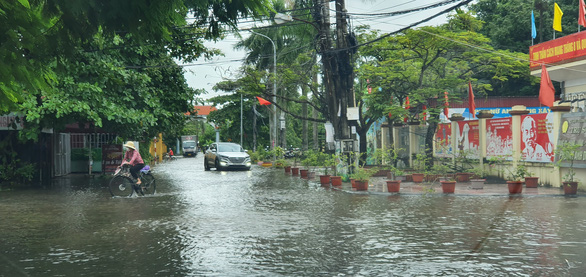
120,141 -> 145,186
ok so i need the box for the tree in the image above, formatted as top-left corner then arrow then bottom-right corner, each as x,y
356,11 -> 530,166
1,0 -> 270,127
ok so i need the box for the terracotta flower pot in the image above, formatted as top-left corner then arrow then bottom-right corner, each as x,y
350,178 -> 356,188
300,169 -> 309,178
507,181 -> 524,194
291,167 -> 299,175
284,166 -> 291,174
412,173 -> 425,183
440,180 -> 456,193
563,181 -> 578,195
456,173 -> 471,182
525,177 -> 539,188
319,175 -> 331,185
330,176 -> 342,186
386,180 -> 401,193
355,180 -> 369,191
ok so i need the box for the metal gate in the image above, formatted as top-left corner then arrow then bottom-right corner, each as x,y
70,133 -> 118,173
53,133 -> 71,177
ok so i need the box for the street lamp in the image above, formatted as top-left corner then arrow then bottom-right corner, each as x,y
250,30 -> 277,162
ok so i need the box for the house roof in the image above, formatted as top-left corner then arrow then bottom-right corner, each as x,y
186,106 -> 217,116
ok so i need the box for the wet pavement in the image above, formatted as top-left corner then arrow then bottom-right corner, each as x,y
1,156 -> 585,276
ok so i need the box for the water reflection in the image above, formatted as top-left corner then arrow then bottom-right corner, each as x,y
0,156 -> 584,276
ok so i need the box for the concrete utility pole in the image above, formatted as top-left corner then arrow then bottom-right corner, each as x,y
314,0 -> 354,141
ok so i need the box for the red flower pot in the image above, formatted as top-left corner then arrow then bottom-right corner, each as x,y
291,167 -> 299,175
319,175 -> 331,185
355,180 -> 369,191
300,169 -> 309,178
284,166 -> 291,174
350,178 -> 356,188
456,173 -> 471,182
507,181 -> 524,194
330,176 -> 342,186
386,180 -> 401,193
412,173 -> 425,183
440,180 -> 456,193
563,181 -> 578,195
525,177 -> 539,188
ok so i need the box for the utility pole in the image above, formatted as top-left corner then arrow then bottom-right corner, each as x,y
314,0 -> 354,141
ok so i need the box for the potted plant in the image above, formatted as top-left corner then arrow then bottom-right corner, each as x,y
300,150 -> 318,179
505,163 -> 529,194
350,166 -> 374,191
290,149 -> 302,175
374,147 -> 405,193
431,163 -> 456,193
469,165 -> 487,190
454,150 -> 474,182
275,158 -> 291,173
524,171 -> 539,188
261,148 -> 274,167
329,152 -> 344,186
386,167 -> 405,193
555,142 -> 581,195
316,152 -> 333,185
411,153 -> 429,183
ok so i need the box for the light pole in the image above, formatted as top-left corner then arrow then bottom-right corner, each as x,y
250,30 -> 277,162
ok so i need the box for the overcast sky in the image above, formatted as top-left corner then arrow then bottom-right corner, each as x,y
183,0 -> 465,103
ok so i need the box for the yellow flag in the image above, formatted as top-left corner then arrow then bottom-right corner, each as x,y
553,3 -> 563,32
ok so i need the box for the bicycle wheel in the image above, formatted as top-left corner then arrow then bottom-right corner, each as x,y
109,176 -> 135,197
140,173 -> 156,195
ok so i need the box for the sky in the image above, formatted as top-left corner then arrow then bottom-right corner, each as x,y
182,0 -> 466,103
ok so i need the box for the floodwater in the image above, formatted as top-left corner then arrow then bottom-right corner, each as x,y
1,155 -> 585,276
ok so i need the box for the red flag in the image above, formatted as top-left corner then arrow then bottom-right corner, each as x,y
443,91 -> 449,119
578,0 -> 586,27
256,96 -> 271,105
539,64 -> 555,107
422,105 -> 427,122
468,81 -> 476,118
404,96 -> 410,123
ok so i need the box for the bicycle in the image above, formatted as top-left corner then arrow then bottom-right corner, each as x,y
108,164 -> 156,197
163,153 -> 177,162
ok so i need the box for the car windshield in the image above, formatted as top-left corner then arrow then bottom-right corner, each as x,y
218,144 -> 241,152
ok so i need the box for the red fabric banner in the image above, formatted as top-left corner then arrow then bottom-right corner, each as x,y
256,96 -> 271,105
539,65 -> 555,107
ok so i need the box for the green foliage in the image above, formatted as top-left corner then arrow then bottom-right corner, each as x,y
413,153 -> 431,172
350,167 -> 375,182
3,0 -> 271,140
300,150 -> 320,172
506,163 -> 529,182
138,143 -> 152,165
373,147 -> 404,180
555,142 -> 582,183
275,158 -> 289,168
431,163 -> 454,181
470,164 -> 488,179
0,136 -> 36,187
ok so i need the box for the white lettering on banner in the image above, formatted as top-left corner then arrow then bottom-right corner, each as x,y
0,115 -> 24,130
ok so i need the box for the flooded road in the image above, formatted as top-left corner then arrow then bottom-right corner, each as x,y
1,155 -> 586,276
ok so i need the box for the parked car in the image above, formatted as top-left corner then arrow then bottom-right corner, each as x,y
204,142 -> 252,171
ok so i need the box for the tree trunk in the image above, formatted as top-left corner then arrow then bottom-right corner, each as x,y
424,117 -> 438,169
313,0 -> 353,141
312,107 -> 318,150
302,84 -> 308,151
253,103 -> 257,152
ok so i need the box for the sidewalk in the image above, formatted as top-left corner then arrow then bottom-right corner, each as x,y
328,176 -> 577,196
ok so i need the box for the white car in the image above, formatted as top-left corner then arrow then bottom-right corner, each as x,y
204,142 -> 252,171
